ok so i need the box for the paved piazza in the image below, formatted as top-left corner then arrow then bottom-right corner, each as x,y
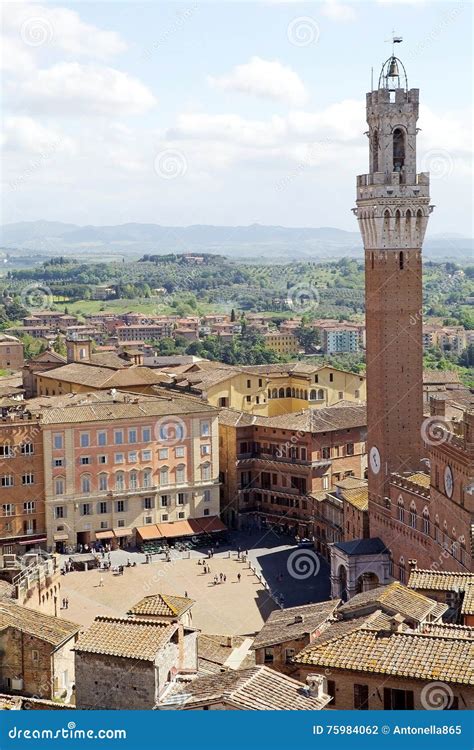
58,531 -> 331,635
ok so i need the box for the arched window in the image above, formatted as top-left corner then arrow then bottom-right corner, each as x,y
81,474 -> 91,494
201,463 -> 211,482
397,496 -> 405,523
286,387 -> 291,397
99,473 -> 108,492
318,389 -> 324,400
176,464 -> 186,484
383,209 -> 390,238
372,129 -> 379,172
422,507 -> 430,535
271,388 -> 277,399
416,208 -> 423,234
115,472 -> 125,491
160,466 -> 169,486
409,501 -> 417,528
130,471 -> 138,490
278,388 -> 284,398
291,388 -> 295,397
143,468 -> 152,488
310,389 -> 317,401
395,209 -> 401,235
54,477 -> 65,496
393,127 -> 405,171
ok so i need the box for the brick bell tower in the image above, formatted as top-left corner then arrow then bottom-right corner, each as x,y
354,49 -> 433,531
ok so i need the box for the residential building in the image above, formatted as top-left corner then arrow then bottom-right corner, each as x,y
0,407 -> 46,555
32,337 -> 171,396
408,567 -> 474,626
37,391 -> 219,550
158,667 -> 331,710
321,325 -> 361,355
170,361 -> 366,415
251,600 -> 339,675
74,615 -> 198,709
0,335 -> 24,371
0,601 -> 79,701
263,331 -> 300,356
218,403 -> 366,536
294,619 -> 473,710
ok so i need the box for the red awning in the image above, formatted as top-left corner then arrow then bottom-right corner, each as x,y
188,516 -> 227,535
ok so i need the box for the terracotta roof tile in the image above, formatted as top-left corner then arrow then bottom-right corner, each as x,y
294,628 -> 473,685
163,666 -> 331,710
74,616 -> 176,661
128,593 -> 194,619
338,582 -> 447,623
0,602 -> 79,646
252,600 -> 339,649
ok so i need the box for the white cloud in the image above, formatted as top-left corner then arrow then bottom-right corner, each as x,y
321,1 -> 357,22
1,116 -> 76,155
2,2 -> 127,61
11,62 -> 157,116
0,36 -> 35,73
208,56 -> 309,106
169,113 -> 287,147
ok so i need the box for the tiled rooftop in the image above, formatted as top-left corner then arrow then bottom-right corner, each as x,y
74,616 -> 177,661
162,665 -> 331,710
127,593 -> 194,619
408,570 -> 474,616
338,582 -> 447,623
252,600 -> 339,649
294,628 -> 473,685
0,602 -> 79,646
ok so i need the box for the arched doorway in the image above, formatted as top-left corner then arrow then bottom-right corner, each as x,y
356,571 -> 380,594
338,565 -> 348,602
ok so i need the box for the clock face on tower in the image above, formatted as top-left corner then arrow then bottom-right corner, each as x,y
444,465 -> 454,498
369,446 -> 381,474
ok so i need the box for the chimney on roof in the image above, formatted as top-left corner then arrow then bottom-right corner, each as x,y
388,614 -> 406,633
305,674 -> 327,699
429,396 -> 446,419
294,614 -> 304,624
226,636 -> 233,648
408,558 -> 417,572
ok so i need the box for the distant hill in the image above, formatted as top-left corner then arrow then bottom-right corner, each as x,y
0,221 -> 471,262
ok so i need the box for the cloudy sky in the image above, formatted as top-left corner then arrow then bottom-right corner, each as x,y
1,0 -> 472,234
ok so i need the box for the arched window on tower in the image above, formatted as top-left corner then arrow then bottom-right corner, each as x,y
393,127 -> 405,172
372,130 -> 379,172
